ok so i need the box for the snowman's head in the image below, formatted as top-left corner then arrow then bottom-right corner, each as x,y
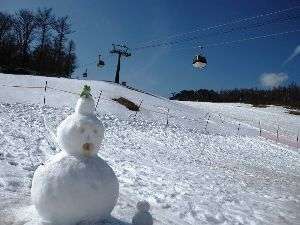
57,86 -> 104,157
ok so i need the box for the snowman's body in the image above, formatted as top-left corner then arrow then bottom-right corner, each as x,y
31,90 -> 119,225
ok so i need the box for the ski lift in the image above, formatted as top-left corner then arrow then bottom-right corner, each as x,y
82,69 -> 87,78
97,54 -> 105,68
192,54 -> 207,69
192,47 -> 207,69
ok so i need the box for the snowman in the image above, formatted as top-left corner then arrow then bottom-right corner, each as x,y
31,85 -> 119,225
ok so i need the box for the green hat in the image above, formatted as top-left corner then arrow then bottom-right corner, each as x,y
80,85 -> 92,98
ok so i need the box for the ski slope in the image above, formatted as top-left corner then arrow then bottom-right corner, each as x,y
0,74 -> 299,225
181,101 -> 300,148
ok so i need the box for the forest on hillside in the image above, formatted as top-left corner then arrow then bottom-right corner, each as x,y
0,8 -> 76,78
170,83 -> 300,109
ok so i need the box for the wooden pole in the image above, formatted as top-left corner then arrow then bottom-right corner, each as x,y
259,121 -> 262,136
276,125 -> 279,142
134,100 -> 143,119
95,91 -> 102,109
166,108 -> 170,126
297,129 -> 299,149
205,114 -> 210,133
43,81 -> 48,105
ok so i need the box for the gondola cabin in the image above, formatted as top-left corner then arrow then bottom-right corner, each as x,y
97,55 -> 105,68
82,69 -> 87,78
192,55 -> 207,69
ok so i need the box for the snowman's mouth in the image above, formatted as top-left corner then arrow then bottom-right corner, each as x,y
82,143 -> 94,156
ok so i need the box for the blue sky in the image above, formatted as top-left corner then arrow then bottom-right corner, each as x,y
1,0 -> 299,96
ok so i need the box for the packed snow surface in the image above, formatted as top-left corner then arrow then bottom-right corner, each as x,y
0,74 -> 299,225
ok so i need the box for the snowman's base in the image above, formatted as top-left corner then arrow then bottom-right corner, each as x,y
31,152 -> 119,225
15,205 -> 129,225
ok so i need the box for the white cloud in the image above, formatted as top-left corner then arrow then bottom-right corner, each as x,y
260,72 -> 288,88
283,45 -> 300,65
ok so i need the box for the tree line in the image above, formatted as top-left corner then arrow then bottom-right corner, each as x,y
0,8 -> 76,78
170,83 -> 300,109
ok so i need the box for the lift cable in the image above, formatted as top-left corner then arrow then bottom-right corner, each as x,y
132,12 -> 300,51
133,5 -> 300,48
76,5 -> 300,70
198,29 -> 300,48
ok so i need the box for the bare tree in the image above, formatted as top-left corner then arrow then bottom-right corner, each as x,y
53,16 -> 72,58
0,12 -> 14,43
0,8 -> 77,77
35,8 -> 54,48
34,8 -> 55,71
14,9 -> 37,64
64,39 -> 76,77
52,16 -> 72,75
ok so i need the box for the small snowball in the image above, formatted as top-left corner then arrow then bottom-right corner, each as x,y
132,201 -> 153,225
137,201 -> 150,212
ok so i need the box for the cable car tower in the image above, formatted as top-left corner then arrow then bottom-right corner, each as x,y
110,44 -> 131,83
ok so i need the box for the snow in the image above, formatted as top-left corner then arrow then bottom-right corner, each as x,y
0,73 -> 299,225
181,101 -> 300,147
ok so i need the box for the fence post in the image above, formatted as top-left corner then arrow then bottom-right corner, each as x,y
276,125 -> 279,142
133,100 -> 143,119
166,108 -> 170,126
297,129 -> 299,149
259,121 -> 262,136
95,91 -> 102,109
205,114 -> 210,133
205,112 -> 209,119
43,81 -> 48,105
219,114 -> 223,124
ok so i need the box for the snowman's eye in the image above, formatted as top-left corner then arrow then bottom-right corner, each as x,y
93,129 -> 98,134
80,128 -> 85,133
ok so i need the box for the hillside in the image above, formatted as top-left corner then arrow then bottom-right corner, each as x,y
0,74 -> 299,225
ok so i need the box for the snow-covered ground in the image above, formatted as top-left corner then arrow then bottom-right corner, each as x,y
182,101 -> 300,148
0,74 -> 299,225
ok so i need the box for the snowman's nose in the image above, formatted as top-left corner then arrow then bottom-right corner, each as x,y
82,143 -> 94,156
